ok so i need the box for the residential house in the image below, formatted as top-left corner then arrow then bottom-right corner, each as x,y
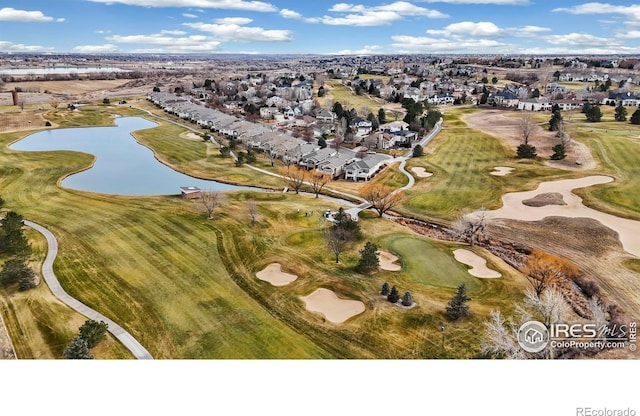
518,98 -> 551,111
344,153 -> 392,181
180,186 -> 202,199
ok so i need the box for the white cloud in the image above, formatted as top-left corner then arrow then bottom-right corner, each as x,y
425,21 -> 550,38
85,0 -> 277,12
521,45 -> 640,54
279,9 -> 320,23
183,13 -> 198,18
329,45 -> 384,55
106,32 -> 222,52
616,30 -> 640,39
545,32 -> 618,46
0,7 -> 57,22
0,40 -> 54,52
184,22 -> 292,41
73,44 -> 119,53
418,0 -> 528,4
214,17 -> 253,25
321,1 -> 447,26
437,21 -> 504,37
391,34 -> 508,52
553,3 -> 640,21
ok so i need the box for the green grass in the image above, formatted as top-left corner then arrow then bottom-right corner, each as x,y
323,80 -> 383,114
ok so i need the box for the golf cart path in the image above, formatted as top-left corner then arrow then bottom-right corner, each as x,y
25,220 -> 153,360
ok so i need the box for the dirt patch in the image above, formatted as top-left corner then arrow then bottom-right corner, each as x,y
0,313 -> 16,360
0,108 -> 51,133
301,288 -> 365,324
256,263 -> 298,286
522,192 -> 567,207
461,110 -> 597,170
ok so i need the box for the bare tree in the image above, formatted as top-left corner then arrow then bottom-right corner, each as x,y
524,249 -> 579,298
481,310 -> 527,359
360,183 -> 405,217
200,191 -> 225,219
279,165 -> 307,194
524,288 -> 571,328
247,199 -> 258,227
453,208 -> 490,247
324,227 -> 351,264
309,169 -> 331,198
519,114 -> 535,145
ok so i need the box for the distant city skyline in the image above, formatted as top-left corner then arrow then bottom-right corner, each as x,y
1,1 -> 639,55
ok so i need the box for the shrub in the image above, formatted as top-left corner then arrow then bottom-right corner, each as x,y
381,281 -> 390,296
401,291 -> 413,307
550,144 -> 566,160
387,286 -> 400,303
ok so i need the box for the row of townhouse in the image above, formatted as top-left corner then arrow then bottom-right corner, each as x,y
147,91 -> 391,182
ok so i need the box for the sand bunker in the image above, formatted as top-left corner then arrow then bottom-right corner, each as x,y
256,263 -> 298,286
378,250 -> 402,271
411,167 -> 433,178
453,249 -> 501,278
473,175 -> 640,258
490,167 -> 514,176
301,288 -> 365,324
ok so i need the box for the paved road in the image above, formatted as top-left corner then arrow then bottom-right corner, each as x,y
24,220 -> 153,360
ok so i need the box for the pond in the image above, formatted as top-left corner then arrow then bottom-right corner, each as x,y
9,116 -> 260,196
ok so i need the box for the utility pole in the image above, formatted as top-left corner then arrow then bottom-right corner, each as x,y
440,325 -> 445,350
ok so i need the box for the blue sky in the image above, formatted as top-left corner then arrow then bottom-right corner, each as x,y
1,1 -> 640,55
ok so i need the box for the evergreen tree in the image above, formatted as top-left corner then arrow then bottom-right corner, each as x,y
549,110 -> 563,131
0,257 -> 34,287
516,144 -> 537,159
412,144 -> 424,157
318,136 -> 327,149
387,286 -> 400,303
614,103 -> 627,122
381,281 -> 390,296
378,108 -> 386,124
0,211 -> 31,256
401,291 -> 413,307
550,144 -> 566,160
631,108 -> 640,125
79,320 -> 109,349
586,105 -> 602,122
446,284 -> 472,320
356,241 -> 379,273
63,336 -> 93,359
333,208 -> 361,240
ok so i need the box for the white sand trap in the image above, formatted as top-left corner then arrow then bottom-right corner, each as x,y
256,263 -> 298,286
471,175 -> 640,258
490,166 -> 514,176
301,288 -> 365,324
411,167 -> 433,178
378,250 -> 402,271
453,249 -> 501,278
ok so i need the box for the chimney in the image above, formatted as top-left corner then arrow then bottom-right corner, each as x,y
12,90 -> 18,106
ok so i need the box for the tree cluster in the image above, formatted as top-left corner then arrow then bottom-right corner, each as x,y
0,209 -> 36,292
380,281 -> 413,306
324,208 -> 361,264
63,319 -> 109,359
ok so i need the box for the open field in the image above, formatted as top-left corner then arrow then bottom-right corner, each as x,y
318,79 -> 384,114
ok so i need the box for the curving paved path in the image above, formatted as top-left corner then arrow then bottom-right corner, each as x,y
24,220 -> 153,360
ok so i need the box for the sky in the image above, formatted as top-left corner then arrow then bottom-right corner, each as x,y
1,0 -> 640,55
